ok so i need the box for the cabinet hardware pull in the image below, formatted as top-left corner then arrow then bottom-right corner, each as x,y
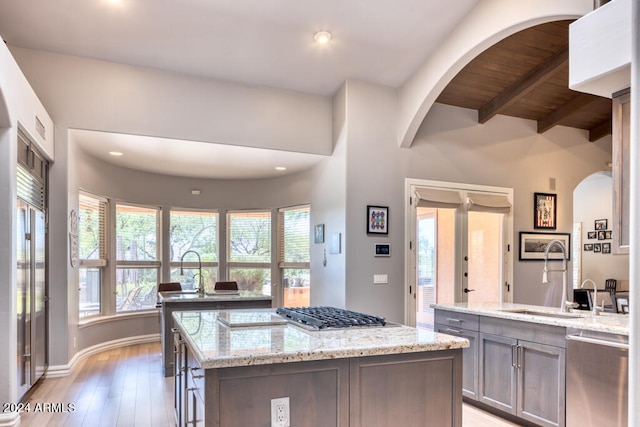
511,344 -> 517,368
446,318 -> 463,323
444,328 -> 463,334
517,345 -> 523,369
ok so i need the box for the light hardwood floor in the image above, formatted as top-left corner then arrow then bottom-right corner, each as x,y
18,343 -> 520,426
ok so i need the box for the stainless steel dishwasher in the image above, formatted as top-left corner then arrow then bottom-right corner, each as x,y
566,329 -> 628,427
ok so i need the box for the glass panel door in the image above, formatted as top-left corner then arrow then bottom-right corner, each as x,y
410,182 -> 512,329
465,211 -> 504,303
416,207 -> 456,329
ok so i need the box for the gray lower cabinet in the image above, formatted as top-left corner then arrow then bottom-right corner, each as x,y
435,309 -> 566,427
174,330 -> 206,427
174,344 -> 463,426
434,310 -> 479,400
479,319 -> 566,427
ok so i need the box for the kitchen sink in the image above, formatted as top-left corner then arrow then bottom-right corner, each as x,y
499,308 -> 583,319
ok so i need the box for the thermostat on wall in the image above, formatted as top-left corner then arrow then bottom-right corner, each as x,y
374,243 -> 390,257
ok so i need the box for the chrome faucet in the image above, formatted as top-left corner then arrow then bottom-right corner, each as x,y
180,250 -> 203,296
581,279 -> 602,316
542,240 -> 573,312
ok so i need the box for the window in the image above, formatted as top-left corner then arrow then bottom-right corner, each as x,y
169,210 -> 218,293
115,203 -> 160,312
279,205 -> 310,307
78,192 -> 107,317
227,211 -> 272,296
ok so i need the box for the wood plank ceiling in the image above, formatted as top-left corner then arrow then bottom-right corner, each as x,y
436,20 -> 612,142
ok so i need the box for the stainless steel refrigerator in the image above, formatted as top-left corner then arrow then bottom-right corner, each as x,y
16,163 -> 48,400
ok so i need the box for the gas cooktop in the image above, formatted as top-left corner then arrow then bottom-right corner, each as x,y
276,306 -> 387,330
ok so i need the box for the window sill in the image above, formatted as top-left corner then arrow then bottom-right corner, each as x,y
79,309 -> 159,329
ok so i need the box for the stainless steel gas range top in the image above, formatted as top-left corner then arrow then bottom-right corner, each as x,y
276,306 -> 388,330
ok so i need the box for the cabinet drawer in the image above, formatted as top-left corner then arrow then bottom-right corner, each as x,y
434,310 -> 479,331
480,317 -> 566,348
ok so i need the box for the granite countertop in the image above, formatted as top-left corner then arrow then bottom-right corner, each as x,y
432,302 -> 629,335
159,290 -> 272,304
172,309 -> 469,369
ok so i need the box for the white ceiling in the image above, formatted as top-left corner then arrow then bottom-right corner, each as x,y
0,0 -> 480,179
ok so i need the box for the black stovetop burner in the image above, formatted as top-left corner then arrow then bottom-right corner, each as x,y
276,306 -> 386,330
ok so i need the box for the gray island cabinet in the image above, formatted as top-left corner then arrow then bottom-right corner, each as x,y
434,302 -> 630,427
158,291 -> 272,376
172,309 -> 469,427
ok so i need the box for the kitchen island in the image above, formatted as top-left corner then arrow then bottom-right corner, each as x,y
158,291 -> 272,376
171,308 -> 469,427
433,302 -> 629,427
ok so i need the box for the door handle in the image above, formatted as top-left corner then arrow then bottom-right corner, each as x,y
463,288 -> 475,293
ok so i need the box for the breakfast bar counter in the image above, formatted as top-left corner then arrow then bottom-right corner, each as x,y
171,308 -> 469,427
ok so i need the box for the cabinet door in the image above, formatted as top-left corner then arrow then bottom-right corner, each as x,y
173,332 -> 186,427
436,325 -> 479,400
517,340 -> 565,427
479,333 -> 517,414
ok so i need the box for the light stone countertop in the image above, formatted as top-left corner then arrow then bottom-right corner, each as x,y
159,290 -> 272,304
172,309 -> 470,370
432,302 -> 629,335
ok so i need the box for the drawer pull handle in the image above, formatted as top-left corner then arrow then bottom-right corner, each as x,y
446,318 -> 463,323
444,327 -> 463,334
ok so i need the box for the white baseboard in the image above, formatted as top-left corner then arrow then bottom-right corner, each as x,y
46,334 -> 160,378
0,413 -> 20,427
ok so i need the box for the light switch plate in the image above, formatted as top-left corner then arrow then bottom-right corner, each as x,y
373,274 -> 388,284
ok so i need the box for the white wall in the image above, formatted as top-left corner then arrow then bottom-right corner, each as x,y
308,84 -> 347,308
343,80 -> 405,321
574,172 -> 629,290
10,47 -> 332,156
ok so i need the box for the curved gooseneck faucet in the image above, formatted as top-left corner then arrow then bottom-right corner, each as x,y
581,278 -> 601,316
180,250 -> 203,296
542,239 -> 572,312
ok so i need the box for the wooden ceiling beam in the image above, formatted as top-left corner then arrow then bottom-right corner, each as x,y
589,119 -> 611,142
537,93 -> 599,134
478,45 -> 568,124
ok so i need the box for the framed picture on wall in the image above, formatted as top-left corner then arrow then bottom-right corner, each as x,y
314,224 -> 325,244
533,192 -> 556,230
519,231 -> 570,261
595,218 -> 608,230
367,205 -> 388,234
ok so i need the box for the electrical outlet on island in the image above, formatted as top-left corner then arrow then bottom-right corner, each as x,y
271,397 -> 290,427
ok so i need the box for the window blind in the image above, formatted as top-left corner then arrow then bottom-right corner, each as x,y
79,192 -> 107,265
467,192 -> 512,214
414,187 -> 463,209
115,203 -> 159,262
227,211 -> 271,263
170,210 -> 218,262
278,206 -> 310,266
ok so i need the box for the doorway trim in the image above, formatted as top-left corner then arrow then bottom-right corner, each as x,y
404,178 -> 514,326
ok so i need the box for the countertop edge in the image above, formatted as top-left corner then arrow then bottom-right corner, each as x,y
172,309 -> 469,370
432,302 -> 629,335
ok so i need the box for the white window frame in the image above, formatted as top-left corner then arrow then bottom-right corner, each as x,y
78,191 -> 108,317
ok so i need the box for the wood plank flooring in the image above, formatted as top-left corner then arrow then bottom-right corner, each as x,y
18,342 -> 520,426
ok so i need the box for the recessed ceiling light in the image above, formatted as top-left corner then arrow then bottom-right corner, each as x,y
275,166 -> 287,171
109,151 -> 123,156
314,31 -> 332,44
